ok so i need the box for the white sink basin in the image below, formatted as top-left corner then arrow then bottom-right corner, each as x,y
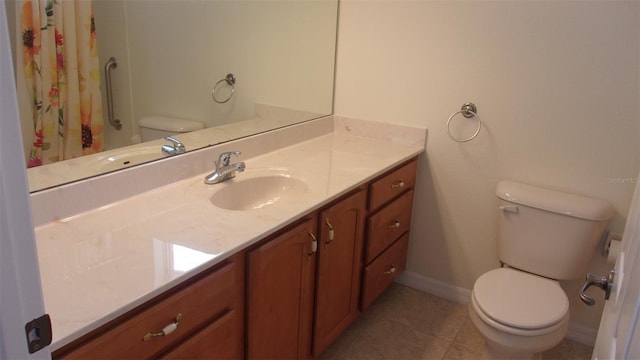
183,167 -> 308,211
92,147 -> 166,172
211,174 -> 307,211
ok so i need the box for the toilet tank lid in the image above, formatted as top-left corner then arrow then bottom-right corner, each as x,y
138,116 -> 204,132
496,181 -> 613,221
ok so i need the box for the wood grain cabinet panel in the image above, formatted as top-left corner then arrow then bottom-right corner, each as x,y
313,189 -> 367,357
366,189 -> 415,263
361,157 -> 418,311
368,160 -> 417,212
361,233 -> 410,309
160,309 -> 243,359
247,217 -> 317,360
53,253 -> 245,360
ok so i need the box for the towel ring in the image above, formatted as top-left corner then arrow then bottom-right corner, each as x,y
212,73 -> 236,104
447,102 -> 482,143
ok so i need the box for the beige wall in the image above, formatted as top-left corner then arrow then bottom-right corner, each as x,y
335,1 -> 639,333
98,0 -> 336,146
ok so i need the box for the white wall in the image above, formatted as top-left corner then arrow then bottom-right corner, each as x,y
123,1 -> 336,130
335,0 -> 639,335
93,0 -> 136,150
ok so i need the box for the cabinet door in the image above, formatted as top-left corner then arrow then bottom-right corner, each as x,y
247,217 -> 317,359
313,190 -> 367,356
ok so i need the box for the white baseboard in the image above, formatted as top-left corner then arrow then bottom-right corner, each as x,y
565,322 -> 598,347
395,271 -> 597,346
395,270 -> 472,304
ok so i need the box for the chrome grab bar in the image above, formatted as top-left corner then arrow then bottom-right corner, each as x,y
104,57 -> 122,130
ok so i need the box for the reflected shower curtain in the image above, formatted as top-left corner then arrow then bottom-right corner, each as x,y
17,0 -> 104,168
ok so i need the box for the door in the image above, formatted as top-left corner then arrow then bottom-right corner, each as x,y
592,175 -> 640,360
247,217 -> 317,359
0,4 -> 50,358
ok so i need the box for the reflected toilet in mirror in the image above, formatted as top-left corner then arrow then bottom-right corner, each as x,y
138,116 -> 204,142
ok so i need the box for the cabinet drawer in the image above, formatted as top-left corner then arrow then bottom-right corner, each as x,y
368,159 -> 417,212
160,309 -> 243,359
361,233 -> 409,310
56,254 -> 243,359
365,189 -> 414,263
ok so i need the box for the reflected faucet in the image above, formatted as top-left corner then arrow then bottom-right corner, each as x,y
204,151 -> 246,184
162,136 -> 186,156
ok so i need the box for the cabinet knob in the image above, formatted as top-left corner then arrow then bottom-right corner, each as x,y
388,220 -> 401,229
142,313 -> 182,341
384,266 -> 397,275
391,180 -> 405,189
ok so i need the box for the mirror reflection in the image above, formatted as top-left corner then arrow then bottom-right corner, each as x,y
5,0 -> 338,192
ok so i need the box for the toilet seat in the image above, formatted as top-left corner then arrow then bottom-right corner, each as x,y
472,268 -> 569,332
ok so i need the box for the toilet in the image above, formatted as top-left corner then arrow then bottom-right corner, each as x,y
138,116 -> 205,142
469,181 -> 613,359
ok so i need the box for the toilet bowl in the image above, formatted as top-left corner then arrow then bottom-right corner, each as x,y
469,268 -> 570,359
469,181 -> 612,359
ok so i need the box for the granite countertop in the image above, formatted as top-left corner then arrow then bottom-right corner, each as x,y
33,117 -> 426,350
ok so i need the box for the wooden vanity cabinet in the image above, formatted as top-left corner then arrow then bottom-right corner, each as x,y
313,189 -> 367,357
52,253 -> 245,360
52,158 -> 418,360
247,216 -> 318,359
247,189 -> 367,359
361,158 -> 418,310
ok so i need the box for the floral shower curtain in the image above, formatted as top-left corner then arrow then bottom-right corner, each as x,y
17,0 -> 104,168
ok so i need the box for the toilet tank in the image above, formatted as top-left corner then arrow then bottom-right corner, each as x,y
496,181 -> 613,280
138,116 -> 204,142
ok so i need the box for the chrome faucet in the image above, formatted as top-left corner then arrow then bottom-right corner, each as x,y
162,136 -> 186,156
204,151 -> 246,184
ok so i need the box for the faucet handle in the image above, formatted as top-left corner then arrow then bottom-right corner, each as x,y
218,151 -> 241,166
162,136 -> 186,156
164,136 -> 185,151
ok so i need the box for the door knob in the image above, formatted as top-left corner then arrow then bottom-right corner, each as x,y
579,270 -> 615,306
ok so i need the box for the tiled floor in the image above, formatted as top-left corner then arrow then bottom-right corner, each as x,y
321,283 -> 594,360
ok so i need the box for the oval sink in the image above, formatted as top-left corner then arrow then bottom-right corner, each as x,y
93,146 -> 166,172
211,175 -> 307,211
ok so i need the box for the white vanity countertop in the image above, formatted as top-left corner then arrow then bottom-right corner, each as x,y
33,117 -> 426,350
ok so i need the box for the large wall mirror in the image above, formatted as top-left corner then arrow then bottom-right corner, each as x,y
5,0 -> 338,192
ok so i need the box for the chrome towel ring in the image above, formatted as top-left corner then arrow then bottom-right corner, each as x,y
212,73 -> 236,104
447,102 -> 482,143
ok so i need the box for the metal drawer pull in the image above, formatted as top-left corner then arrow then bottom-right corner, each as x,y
388,220 -> 401,229
391,180 -> 405,189
143,313 -> 182,341
384,266 -> 397,275
325,218 -> 335,243
308,232 -> 318,255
